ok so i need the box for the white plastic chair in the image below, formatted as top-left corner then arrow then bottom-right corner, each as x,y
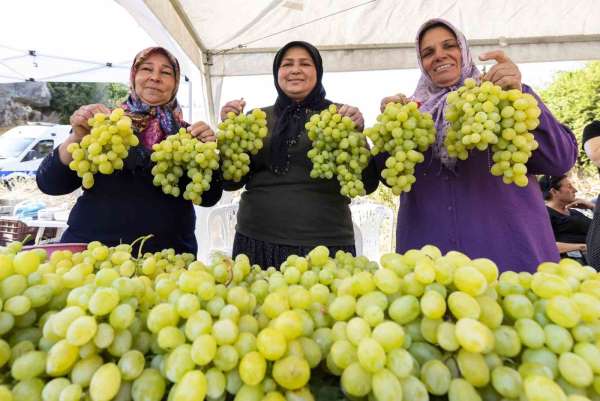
197,201 -> 239,261
352,222 -> 363,257
196,198 -> 381,263
350,201 -> 395,262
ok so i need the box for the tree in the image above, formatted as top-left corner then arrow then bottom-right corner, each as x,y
47,82 -> 128,124
539,61 -> 600,172
106,83 -> 129,108
47,82 -> 104,124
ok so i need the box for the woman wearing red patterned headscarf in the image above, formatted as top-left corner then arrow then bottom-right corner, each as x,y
37,47 -> 222,255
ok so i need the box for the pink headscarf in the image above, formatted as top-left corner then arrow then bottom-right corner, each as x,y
412,18 -> 481,169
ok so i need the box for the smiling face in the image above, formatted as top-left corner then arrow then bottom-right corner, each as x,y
134,52 -> 177,106
419,25 -> 462,88
277,46 -> 317,102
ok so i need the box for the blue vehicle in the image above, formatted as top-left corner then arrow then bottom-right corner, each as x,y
0,123 -> 71,180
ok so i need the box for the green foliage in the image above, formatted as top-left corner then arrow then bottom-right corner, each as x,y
47,82 -> 129,124
539,61 -> 600,173
47,82 -> 104,124
105,83 -> 129,108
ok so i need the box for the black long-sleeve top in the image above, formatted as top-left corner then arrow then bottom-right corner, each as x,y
36,146 -> 222,255
546,206 -> 591,244
223,105 -> 380,247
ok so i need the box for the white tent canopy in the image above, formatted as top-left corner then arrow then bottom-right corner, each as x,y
0,1 -> 157,83
0,0 -> 205,120
118,0 -> 600,122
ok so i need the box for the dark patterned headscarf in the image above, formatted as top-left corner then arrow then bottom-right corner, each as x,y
270,41 -> 332,174
121,47 -> 187,150
412,18 -> 481,169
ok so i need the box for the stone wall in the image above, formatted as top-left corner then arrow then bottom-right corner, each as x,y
0,82 -> 55,127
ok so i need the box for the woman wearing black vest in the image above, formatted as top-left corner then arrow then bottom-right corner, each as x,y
220,41 -> 379,268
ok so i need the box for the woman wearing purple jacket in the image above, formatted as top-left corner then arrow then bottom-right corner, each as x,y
379,18 -> 577,272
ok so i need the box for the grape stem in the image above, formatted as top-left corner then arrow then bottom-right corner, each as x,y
127,234 -> 148,254
223,257 -> 234,286
136,234 -> 154,259
21,234 -> 33,245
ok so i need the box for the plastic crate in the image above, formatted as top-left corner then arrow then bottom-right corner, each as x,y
23,243 -> 87,257
0,217 -> 57,246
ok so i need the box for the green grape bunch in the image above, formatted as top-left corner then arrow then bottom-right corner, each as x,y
67,108 -> 138,189
364,101 -> 436,195
3,227 -> 600,401
444,78 -> 541,187
217,108 -> 268,182
150,128 -> 219,204
305,104 -> 371,198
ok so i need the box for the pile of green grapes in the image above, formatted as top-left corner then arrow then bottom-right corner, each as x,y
67,108 -> 139,189
306,104 -> 371,198
1,235 -> 600,401
150,128 -> 219,204
365,102 -> 436,195
217,108 -> 268,182
444,78 -> 541,187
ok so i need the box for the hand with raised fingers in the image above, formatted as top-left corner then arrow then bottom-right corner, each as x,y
338,104 -> 365,131
380,93 -> 410,113
188,121 -> 216,143
69,103 -> 111,142
220,99 -> 246,121
479,50 -> 522,91
567,198 -> 595,210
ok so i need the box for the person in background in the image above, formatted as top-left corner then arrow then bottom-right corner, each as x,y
539,174 -> 593,263
583,121 -> 600,268
378,18 -> 577,272
220,41 -> 380,268
37,47 -> 222,254
583,121 -> 600,173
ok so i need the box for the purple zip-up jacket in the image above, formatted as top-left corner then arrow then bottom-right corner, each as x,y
378,85 -> 577,272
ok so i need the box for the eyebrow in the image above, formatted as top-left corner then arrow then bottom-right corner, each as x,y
420,38 -> 457,54
281,57 -> 313,63
139,61 -> 174,70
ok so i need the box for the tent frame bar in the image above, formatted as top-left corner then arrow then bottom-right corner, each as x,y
210,33 -> 600,55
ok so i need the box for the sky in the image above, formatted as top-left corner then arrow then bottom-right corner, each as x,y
0,0 -> 590,126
